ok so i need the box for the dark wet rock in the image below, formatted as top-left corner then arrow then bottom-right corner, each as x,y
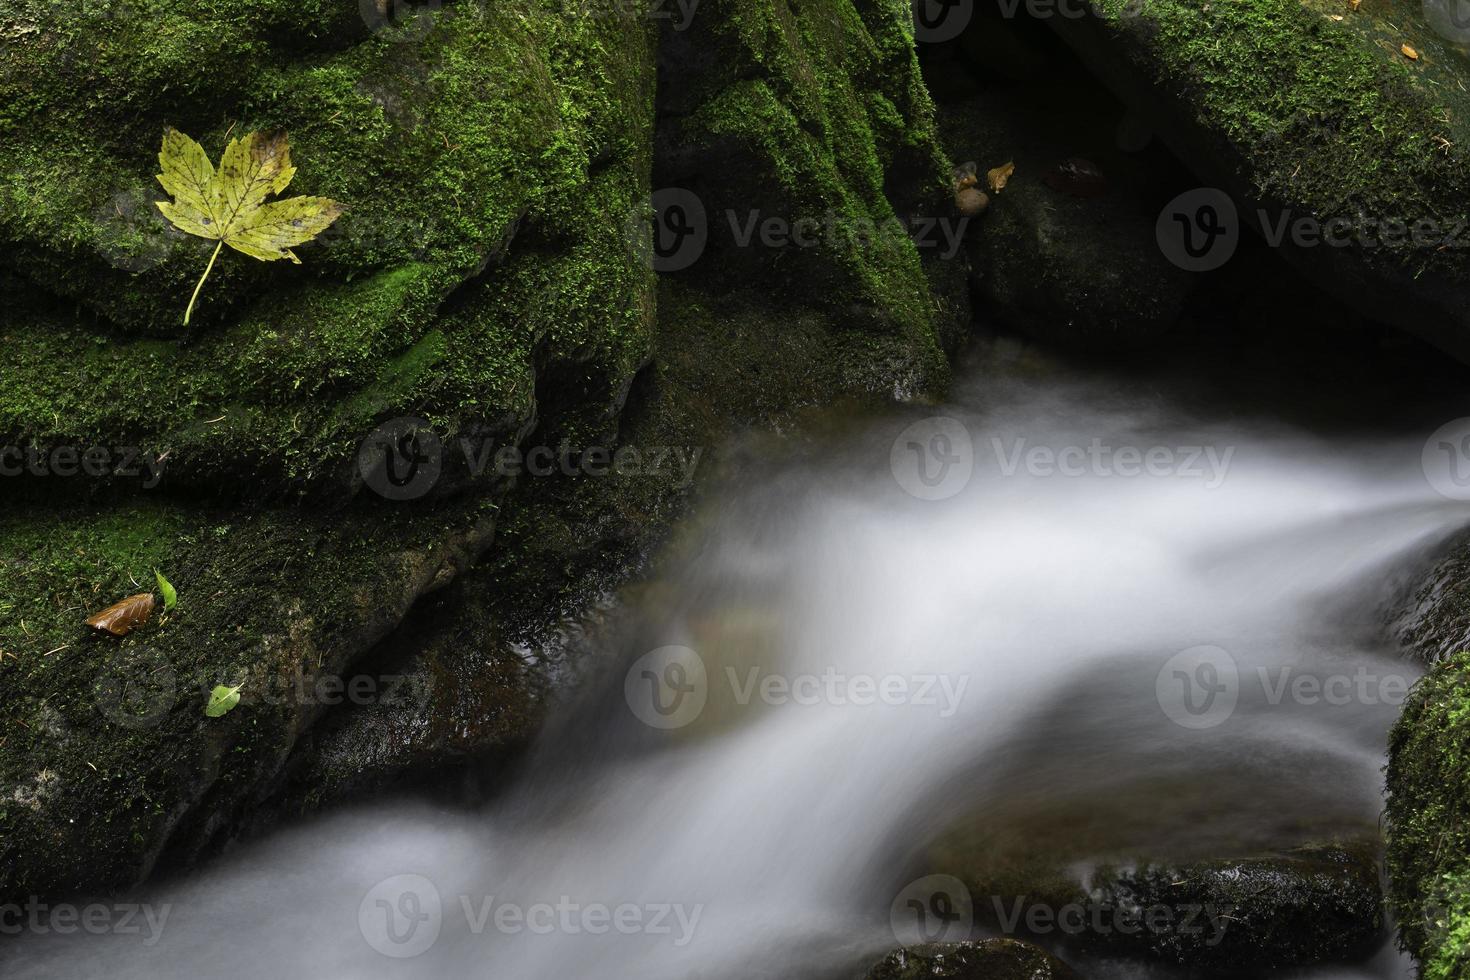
934,83 -> 1195,351
864,940 -> 1079,980
1387,527 -> 1470,664
1079,842 -> 1385,973
932,814 -> 1383,976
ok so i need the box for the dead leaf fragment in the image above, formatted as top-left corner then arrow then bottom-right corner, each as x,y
86,594 -> 156,638
1402,43 -> 1420,60
987,162 -> 1016,194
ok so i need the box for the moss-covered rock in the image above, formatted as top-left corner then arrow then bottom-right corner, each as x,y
1386,650 -> 1470,980
1037,0 -> 1470,364
656,0 -> 967,393
1,0 -> 659,496
863,940 -> 1079,980
0,0 -> 962,904
0,495 -> 496,900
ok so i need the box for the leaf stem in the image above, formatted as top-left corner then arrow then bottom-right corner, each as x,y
185,241 -> 224,326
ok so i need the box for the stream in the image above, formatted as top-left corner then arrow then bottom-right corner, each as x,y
6,344 -> 1468,980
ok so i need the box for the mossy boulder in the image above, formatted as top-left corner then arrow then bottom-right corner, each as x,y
655,0 -> 968,391
1386,650 -> 1470,980
1036,0 -> 1470,364
0,495 -> 501,900
1,0 -> 660,496
0,0 -> 962,904
863,940 -> 1079,980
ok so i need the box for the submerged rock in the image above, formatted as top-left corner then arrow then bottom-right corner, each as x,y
864,940 -> 1079,980
1079,842 -> 1385,973
929,824 -> 1384,975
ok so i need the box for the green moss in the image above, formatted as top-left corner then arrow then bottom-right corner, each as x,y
1089,0 -> 1470,278
664,0 -> 957,395
0,0 -> 658,494
1386,650 -> 1470,975
0,495 -> 490,900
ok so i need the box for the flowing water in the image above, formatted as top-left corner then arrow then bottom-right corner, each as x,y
7,348 -> 1468,979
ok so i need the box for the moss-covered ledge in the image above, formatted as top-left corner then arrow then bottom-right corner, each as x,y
1386,650 -> 1470,980
1,0 -> 659,497
0,0 -> 965,905
1041,0 -> 1470,363
0,494 -> 496,902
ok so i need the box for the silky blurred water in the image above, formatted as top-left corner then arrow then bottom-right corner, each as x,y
6,362 -> 1465,980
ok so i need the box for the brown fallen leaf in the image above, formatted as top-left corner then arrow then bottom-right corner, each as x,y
1402,43 -> 1420,60
86,594 -> 157,638
1349,0 -> 1360,10
987,161 -> 1016,194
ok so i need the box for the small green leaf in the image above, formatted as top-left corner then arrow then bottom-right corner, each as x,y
155,570 -> 177,611
205,684 -> 242,718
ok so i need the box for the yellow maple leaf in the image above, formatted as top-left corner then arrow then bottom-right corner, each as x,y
155,128 -> 345,325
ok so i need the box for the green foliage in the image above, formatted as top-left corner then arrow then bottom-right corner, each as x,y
1386,651 -> 1470,974
204,684 -> 241,718
154,569 -> 177,611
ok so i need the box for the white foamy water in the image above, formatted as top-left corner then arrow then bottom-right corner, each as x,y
7,370 -> 1465,979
